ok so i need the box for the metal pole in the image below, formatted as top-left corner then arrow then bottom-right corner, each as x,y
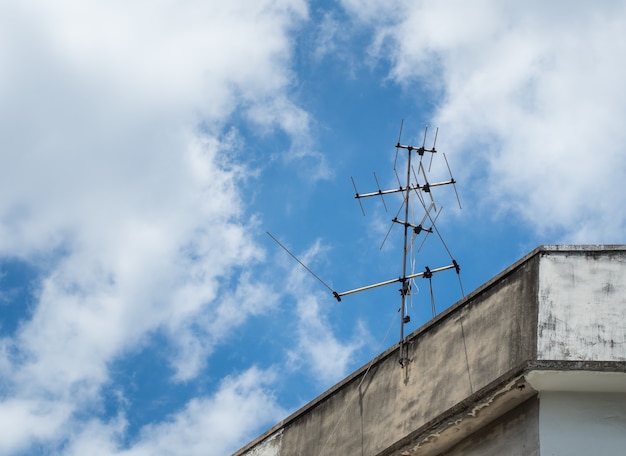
400,146 -> 412,366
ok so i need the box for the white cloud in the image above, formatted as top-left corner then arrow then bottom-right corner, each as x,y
339,0 -> 398,25
312,12 -> 343,62
166,271 -> 280,382
60,367 -> 285,456
125,367 -> 285,456
0,0 -> 309,453
287,293 -> 368,386
343,0 -> 626,242
0,398 -> 73,453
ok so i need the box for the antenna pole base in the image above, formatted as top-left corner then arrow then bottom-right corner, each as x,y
398,337 -> 411,367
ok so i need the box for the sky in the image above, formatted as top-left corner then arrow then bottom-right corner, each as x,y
1,0 -> 626,454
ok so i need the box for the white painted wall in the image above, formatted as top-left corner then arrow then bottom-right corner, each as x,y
539,391 -> 626,456
537,252 -> 626,361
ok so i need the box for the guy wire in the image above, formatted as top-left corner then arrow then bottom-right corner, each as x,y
267,232 -> 335,294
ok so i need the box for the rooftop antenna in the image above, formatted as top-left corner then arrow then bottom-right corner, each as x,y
344,122 -> 463,367
268,122 -> 463,368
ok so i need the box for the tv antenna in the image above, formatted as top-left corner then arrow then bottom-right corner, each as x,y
268,122 -> 463,368
347,122 -> 462,366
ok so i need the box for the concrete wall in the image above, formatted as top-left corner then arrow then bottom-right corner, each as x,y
235,246 -> 626,456
537,249 -> 626,361
391,255 -> 539,453
236,248 -> 541,456
443,397 -> 539,456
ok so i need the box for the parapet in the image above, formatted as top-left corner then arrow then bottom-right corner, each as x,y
235,245 -> 626,456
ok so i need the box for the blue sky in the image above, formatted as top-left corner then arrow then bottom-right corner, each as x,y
1,1 -> 626,454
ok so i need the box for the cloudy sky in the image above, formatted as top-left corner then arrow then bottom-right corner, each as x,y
1,1 -> 625,454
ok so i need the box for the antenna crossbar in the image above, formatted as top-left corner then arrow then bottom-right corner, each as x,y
395,144 -> 437,156
355,179 -> 455,200
335,264 -> 456,299
392,217 -> 433,234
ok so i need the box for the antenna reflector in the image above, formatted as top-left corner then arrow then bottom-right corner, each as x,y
394,119 -> 404,173
373,172 -> 388,212
428,127 -> 439,171
443,153 -> 462,209
351,176 -> 366,216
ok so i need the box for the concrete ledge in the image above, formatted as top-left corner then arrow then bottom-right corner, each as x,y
387,360 -> 626,456
383,365 -> 535,456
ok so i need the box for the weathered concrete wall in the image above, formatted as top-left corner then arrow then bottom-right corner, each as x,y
235,246 -> 626,456
538,248 -> 626,361
389,255 -> 539,453
443,397 -> 539,456
236,248 -> 541,456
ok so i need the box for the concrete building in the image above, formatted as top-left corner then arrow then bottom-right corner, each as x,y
234,245 -> 626,456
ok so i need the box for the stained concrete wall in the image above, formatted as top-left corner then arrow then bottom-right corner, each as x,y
235,246 -> 626,456
443,397 -> 539,456
537,249 -> 626,361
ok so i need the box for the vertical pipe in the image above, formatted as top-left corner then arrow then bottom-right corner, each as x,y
399,148 -> 412,366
